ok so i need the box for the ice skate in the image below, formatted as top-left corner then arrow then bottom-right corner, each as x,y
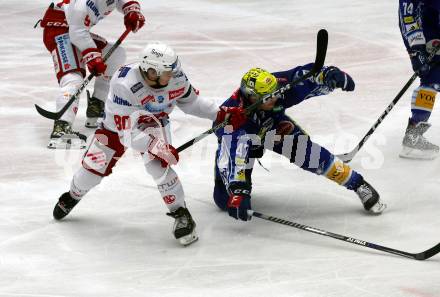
53,192 -> 80,220
400,120 -> 439,160
48,120 -> 87,149
85,91 -> 104,128
166,207 -> 198,246
355,180 -> 386,214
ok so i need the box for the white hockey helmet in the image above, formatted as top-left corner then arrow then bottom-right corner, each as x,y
140,42 -> 181,76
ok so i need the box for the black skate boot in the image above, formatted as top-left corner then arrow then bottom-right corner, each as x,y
53,192 -> 80,220
400,119 -> 439,160
355,180 -> 386,214
85,91 -> 104,128
48,120 -> 87,149
166,207 -> 198,246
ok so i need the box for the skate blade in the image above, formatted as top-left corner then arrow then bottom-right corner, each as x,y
48,137 -> 86,150
178,231 -> 198,246
367,201 -> 387,215
399,146 -> 438,160
85,117 -> 99,128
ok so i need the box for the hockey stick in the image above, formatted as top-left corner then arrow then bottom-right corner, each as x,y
34,28 -> 131,120
249,210 -> 440,260
337,56 -> 440,163
176,29 -> 329,153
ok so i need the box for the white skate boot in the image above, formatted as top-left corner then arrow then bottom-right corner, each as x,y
400,120 -> 439,160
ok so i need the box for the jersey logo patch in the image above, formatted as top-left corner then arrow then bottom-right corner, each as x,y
163,195 -> 176,205
157,95 -> 165,103
118,66 -> 130,78
55,34 -> 77,73
277,77 -> 288,83
141,95 -> 154,105
403,16 -> 414,23
130,82 -> 143,93
113,95 -> 132,106
86,0 -> 100,17
169,87 -> 185,100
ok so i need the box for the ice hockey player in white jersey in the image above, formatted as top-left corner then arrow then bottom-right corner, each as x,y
39,0 -> 145,149
52,42 -> 242,246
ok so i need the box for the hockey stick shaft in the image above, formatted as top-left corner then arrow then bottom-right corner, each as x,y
249,210 -> 440,260
35,28 -> 131,120
177,29 -> 329,153
337,73 -> 417,162
337,56 -> 440,163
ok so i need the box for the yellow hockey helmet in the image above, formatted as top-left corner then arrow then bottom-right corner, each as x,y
240,68 -> 278,100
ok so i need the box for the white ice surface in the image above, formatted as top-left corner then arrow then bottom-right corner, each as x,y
0,1 -> 439,296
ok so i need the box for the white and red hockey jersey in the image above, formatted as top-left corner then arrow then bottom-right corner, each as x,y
102,63 -> 219,152
57,0 -> 135,51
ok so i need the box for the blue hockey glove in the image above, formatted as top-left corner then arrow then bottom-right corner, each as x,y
323,66 -> 355,91
409,45 -> 430,77
227,192 -> 251,221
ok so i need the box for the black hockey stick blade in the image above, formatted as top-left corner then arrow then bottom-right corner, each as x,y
35,95 -> 80,120
249,210 -> 440,261
245,28 -> 328,113
34,77 -> 91,120
34,103 -> 60,120
34,72 -> 93,120
414,242 -> 440,260
311,29 -> 328,73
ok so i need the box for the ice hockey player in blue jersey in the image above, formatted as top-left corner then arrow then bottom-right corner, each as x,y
398,0 -> 440,159
212,66 -> 387,221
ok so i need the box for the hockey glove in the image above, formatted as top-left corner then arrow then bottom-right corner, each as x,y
216,106 -> 247,130
123,1 -> 145,33
82,48 -> 107,76
148,136 -> 179,168
409,45 -> 430,77
323,66 -> 355,91
227,189 -> 252,221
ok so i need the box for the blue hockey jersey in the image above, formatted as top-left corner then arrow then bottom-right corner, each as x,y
399,0 -> 440,50
214,64 -> 333,190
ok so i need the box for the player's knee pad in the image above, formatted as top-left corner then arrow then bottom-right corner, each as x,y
59,72 -> 83,91
70,167 -> 103,199
143,158 -> 167,179
82,128 -> 126,177
57,72 -> 83,122
152,167 -> 185,210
